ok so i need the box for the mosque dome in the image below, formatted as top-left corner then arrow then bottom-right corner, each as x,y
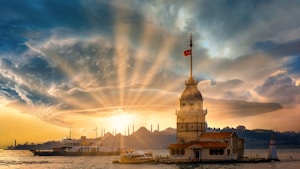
180,77 -> 203,100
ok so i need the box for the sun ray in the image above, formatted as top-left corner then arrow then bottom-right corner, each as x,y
113,3 -> 132,107
128,35 -> 177,106
126,23 -> 156,106
3,49 -> 113,120
45,50 -> 111,107
32,38 -> 118,113
128,23 -> 157,83
75,60 -> 113,107
142,35 -> 177,84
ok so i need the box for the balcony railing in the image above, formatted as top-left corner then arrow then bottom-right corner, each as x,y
176,109 -> 207,115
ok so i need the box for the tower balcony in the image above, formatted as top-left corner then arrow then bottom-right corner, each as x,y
185,77 -> 198,85
176,109 -> 207,115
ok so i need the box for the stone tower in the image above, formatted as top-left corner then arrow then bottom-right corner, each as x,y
176,34 -> 207,144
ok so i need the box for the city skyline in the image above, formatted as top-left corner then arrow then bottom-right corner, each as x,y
1,0 -> 300,148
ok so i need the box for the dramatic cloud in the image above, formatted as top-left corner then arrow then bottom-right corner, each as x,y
255,71 -> 300,105
0,0 -> 299,131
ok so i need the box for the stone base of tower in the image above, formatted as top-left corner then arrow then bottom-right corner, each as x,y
177,131 -> 204,144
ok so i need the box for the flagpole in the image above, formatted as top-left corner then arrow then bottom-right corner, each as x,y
190,33 -> 193,78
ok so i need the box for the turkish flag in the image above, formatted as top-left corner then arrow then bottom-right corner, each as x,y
183,49 -> 191,56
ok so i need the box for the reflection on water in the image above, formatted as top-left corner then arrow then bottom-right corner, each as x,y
0,149 -> 299,169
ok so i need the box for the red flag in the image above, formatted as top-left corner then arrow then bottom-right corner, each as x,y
183,49 -> 191,56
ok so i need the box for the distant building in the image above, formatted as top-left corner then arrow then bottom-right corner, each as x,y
237,125 -> 246,131
168,35 -> 244,161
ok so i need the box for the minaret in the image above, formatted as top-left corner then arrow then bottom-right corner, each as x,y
69,126 -> 72,139
94,127 -> 98,138
132,124 -> 134,134
267,135 -> 279,161
176,34 -> 207,143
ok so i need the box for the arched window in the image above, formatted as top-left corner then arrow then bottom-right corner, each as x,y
198,103 -> 201,110
190,103 -> 194,110
219,149 -> 224,155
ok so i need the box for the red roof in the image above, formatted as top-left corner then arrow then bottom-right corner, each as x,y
168,141 -> 228,149
198,132 -> 234,139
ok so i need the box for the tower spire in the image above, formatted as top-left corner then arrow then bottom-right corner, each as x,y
189,33 -> 193,78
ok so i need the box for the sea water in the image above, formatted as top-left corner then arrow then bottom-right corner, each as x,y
1,149 -> 300,169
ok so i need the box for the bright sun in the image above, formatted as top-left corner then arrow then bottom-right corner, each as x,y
110,112 -> 134,133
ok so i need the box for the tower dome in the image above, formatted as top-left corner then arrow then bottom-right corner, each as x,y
180,77 -> 203,100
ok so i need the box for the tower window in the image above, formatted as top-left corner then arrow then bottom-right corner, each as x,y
190,103 -> 194,110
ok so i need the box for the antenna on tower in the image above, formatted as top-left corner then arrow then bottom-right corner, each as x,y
183,33 -> 194,79
190,33 -> 193,78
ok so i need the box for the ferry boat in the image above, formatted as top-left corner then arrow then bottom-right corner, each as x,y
112,150 -> 156,164
31,136 -> 120,156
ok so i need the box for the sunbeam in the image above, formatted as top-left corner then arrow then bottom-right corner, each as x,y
113,3 -> 132,107
127,22 -> 157,106
129,35 -> 178,106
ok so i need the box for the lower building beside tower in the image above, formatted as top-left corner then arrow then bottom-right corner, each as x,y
168,132 -> 244,161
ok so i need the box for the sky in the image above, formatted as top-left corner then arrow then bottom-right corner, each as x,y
1,0 -> 300,148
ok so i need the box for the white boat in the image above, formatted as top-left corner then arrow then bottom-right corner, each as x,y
31,136 -> 120,156
113,150 -> 156,164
